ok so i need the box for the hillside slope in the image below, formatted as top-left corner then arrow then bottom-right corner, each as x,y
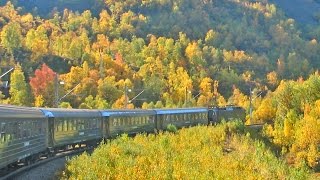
272,0 -> 320,24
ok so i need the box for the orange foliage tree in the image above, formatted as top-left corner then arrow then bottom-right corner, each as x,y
29,64 -> 56,107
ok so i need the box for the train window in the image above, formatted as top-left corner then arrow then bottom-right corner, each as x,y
68,121 -> 72,131
125,117 -> 128,126
81,119 -> 85,130
72,120 -> 76,131
130,116 -> 133,125
126,117 -> 130,126
84,119 -> 88,129
132,117 -> 136,125
94,118 -> 97,129
118,117 -> 122,126
112,118 -> 116,127
74,120 -> 77,130
55,121 -> 58,132
63,120 -> 68,131
0,132 -> 4,143
0,122 -> 5,143
115,118 -> 119,126
87,119 -> 91,129
91,119 -> 95,129
56,121 -> 59,132
26,122 -> 30,137
148,116 -> 153,123
77,119 -> 81,130
125,117 -> 129,126
123,117 -> 126,126
58,120 -> 62,132
165,114 -> 171,122
33,121 -> 37,136
119,117 -> 122,126
76,119 -> 79,130
145,116 -> 148,124
78,119 -> 82,130
93,119 -> 97,129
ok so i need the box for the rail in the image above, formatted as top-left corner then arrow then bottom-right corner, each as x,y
0,146 -> 94,180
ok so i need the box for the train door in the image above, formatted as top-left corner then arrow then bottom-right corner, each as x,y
155,114 -> 164,131
211,109 -> 218,124
47,117 -> 55,150
103,116 -> 110,139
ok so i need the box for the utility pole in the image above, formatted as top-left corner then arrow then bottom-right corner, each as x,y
213,80 -> 219,106
124,84 -> 128,109
249,87 -> 252,125
184,87 -> 187,107
54,73 -> 59,108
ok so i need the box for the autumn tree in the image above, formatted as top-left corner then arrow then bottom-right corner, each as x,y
164,63 -> 193,107
9,64 -> 30,106
30,64 -> 56,107
0,21 -> 23,58
25,25 -> 49,60
197,77 -> 213,106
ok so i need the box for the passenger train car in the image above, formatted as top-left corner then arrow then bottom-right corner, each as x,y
0,105 -> 245,170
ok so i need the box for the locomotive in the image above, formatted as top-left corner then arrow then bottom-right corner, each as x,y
0,105 -> 245,170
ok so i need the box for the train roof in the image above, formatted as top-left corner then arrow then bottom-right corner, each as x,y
39,108 -> 101,118
209,106 -> 244,111
100,109 -> 156,117
154,108 -> 208,115
0,104 -> 45,119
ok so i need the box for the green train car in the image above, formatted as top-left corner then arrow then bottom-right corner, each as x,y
0,105 -> 48,169
208,106 -> 246,123
154,108 -> 208,130
40,108 -> 102,150
101,110 -> 156,138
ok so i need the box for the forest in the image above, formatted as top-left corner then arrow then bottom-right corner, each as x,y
0,0 -> 319,172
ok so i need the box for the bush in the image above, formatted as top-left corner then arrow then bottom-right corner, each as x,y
62,122 -> 312,179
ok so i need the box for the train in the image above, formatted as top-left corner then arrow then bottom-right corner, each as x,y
0,105 -> 245,170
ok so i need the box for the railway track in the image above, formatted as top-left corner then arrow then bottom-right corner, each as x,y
0,146 -> 94,180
